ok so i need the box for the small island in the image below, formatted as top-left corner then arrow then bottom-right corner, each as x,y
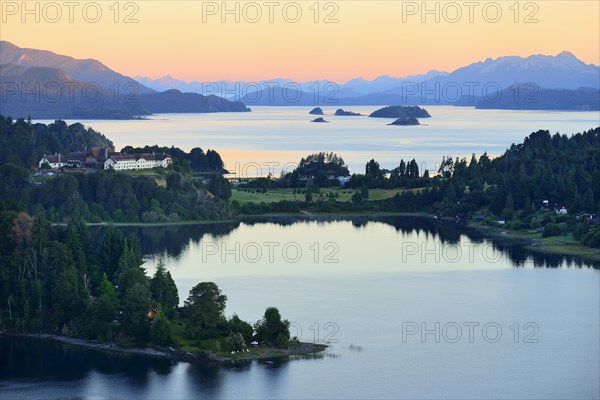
309,107 -> 324,115
388,117 -> 420,126
311,117 -> 329,123
369,105 -> 431,119
335,109 -> 362,116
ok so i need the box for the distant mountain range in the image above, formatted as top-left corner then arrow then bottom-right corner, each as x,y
135,71 -> 449,99
139,51 -> 600,110
475,84 -> 600,111
1,40 -> 155,95
0,41 -> 249,119
1,40 -> 598,117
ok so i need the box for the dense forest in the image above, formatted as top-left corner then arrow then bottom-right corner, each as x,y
0,216 -> 291,351
0,116 -> 235,223
286,152 -> 349,187
0,116 -> 113,167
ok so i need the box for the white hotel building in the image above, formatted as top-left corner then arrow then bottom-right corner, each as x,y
104,153 -> 172,171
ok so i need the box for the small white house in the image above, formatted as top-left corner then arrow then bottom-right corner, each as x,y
38,154 -> 66,169
337,176 -> 351,185
557,207 -> 568,215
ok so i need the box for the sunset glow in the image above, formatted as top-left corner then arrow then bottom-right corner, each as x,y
2,0 -> 599,82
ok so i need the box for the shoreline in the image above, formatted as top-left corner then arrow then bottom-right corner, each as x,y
51,211 -> 599,262
468,222 -> 600,262
0,331 -> 327,364
58,212 -> 435,227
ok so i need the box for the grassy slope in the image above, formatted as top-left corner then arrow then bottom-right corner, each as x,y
231,187 -> 418,204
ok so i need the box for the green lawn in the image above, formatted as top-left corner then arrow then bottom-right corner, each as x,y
120,168 -> 166,177
170,320 -> 222,353
231,187 -> 417,204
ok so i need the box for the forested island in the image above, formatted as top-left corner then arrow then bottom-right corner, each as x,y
334,109 -> 362,116
388,117 -> 420,126
369,105 -> 431,119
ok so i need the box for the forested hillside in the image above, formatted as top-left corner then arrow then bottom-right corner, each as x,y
0,116 -> 113,166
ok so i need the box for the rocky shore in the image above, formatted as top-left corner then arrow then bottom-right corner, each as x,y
0,331 -> 326,364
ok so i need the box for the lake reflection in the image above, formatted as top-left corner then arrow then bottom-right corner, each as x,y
90,216 -> 598,273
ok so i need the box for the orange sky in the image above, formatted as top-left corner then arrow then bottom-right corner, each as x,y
2,1 -> 599,82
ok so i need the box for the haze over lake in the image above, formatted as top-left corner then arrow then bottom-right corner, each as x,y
38,106 -> 600,175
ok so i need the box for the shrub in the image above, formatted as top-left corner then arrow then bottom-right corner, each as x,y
542,223 -> 561,237
223,332 -> 245,352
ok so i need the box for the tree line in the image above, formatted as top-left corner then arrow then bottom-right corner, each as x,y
0,215 -> 291,351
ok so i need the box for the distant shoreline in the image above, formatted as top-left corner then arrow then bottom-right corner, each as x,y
0,331 -> 327,364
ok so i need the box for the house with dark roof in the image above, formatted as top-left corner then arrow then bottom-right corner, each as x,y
39,154 -> 66,169
39,147 -> 171,172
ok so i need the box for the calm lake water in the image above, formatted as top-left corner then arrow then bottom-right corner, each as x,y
2,217 -> 599,399
37,106 -> 600,175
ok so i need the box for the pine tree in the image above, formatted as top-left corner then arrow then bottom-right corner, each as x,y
67,217 -> 89,293
99,273 -> 119,307
96,226 -> 125,282
582,188 -> 594,211
505,193 -> 515,212
149,260 -> 179,315
122,283 -> 152,345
